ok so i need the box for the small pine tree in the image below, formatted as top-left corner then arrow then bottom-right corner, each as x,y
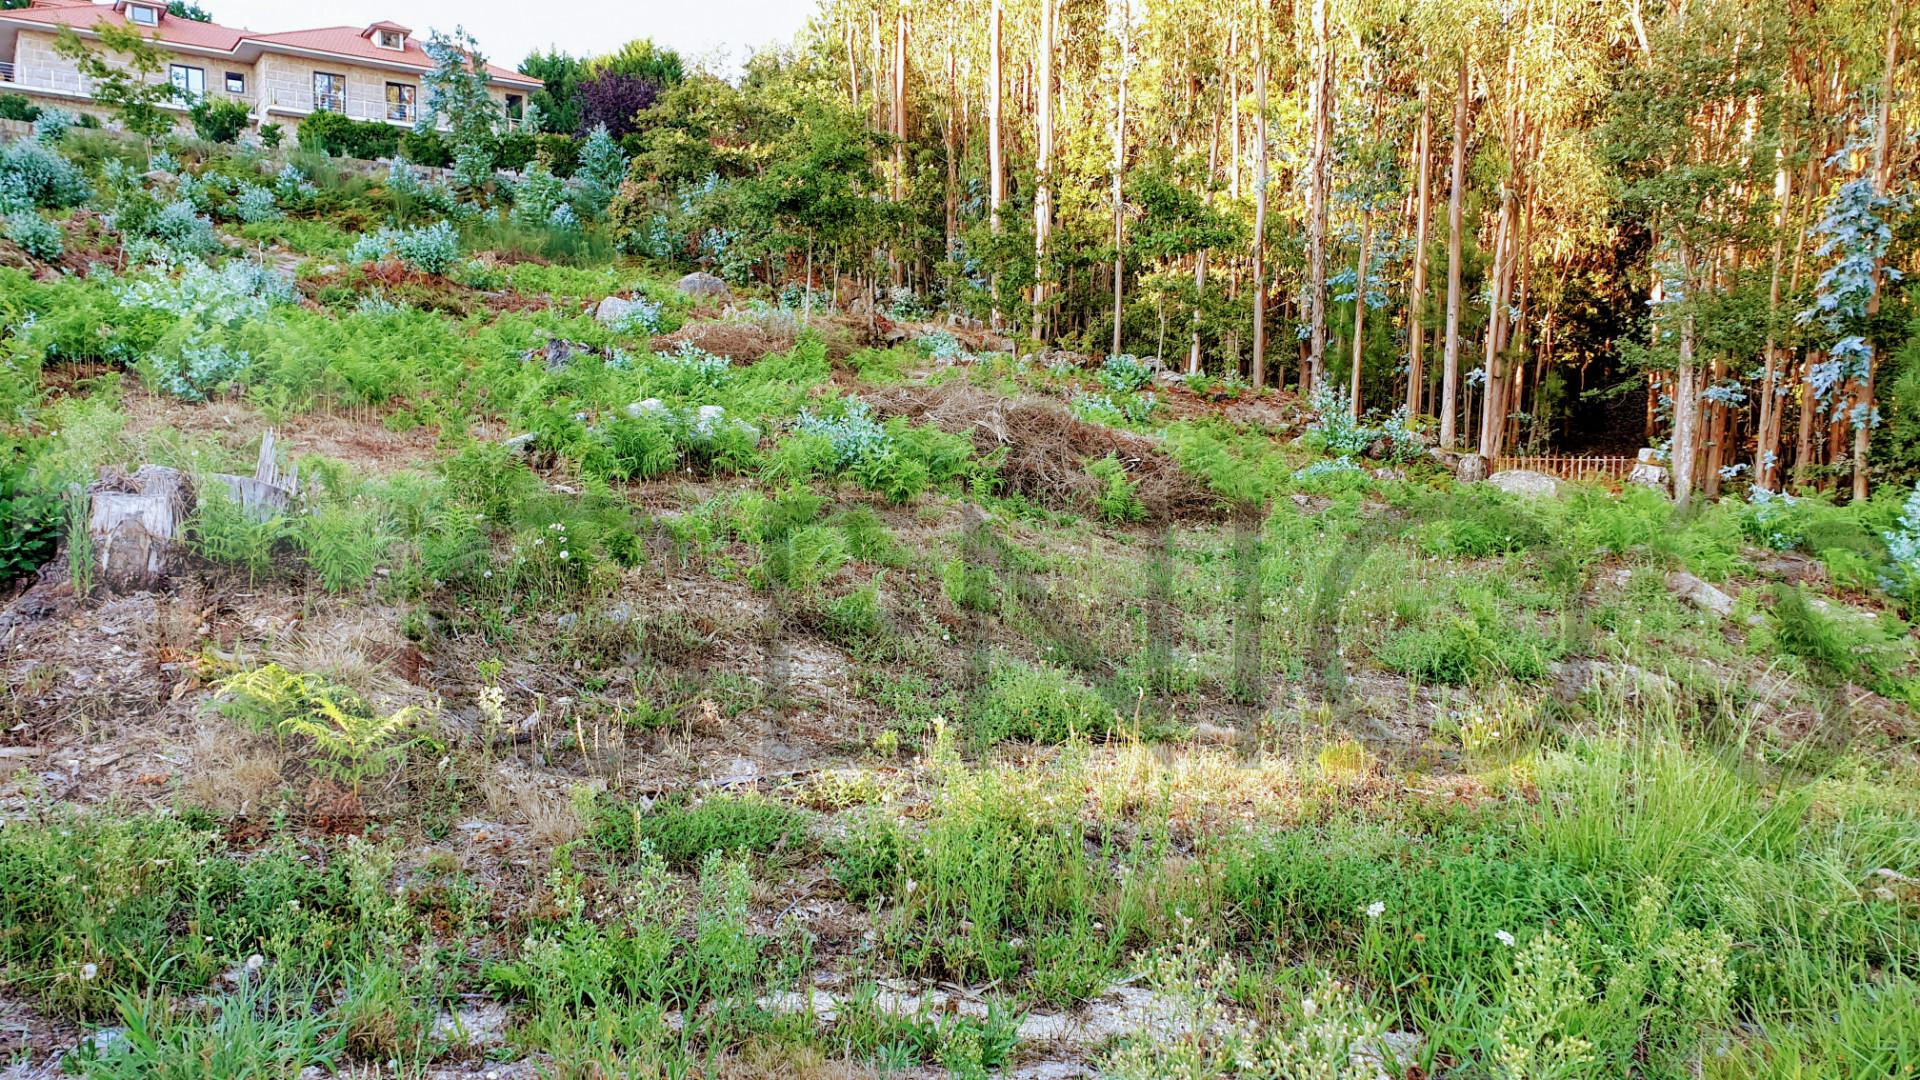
575,122 -> 626,219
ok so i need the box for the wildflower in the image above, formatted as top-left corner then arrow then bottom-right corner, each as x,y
245,954 -> 264,972
79,963 -> 98,981
559,550 -> 569,560
1496,930 -> 1516,947
1366,901 -> 1386,919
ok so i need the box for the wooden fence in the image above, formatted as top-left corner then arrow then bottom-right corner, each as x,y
1492,455 -> 1640,483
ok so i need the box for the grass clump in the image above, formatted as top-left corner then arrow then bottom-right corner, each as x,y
970,660 -> 1117,744
593,794 -> 811,868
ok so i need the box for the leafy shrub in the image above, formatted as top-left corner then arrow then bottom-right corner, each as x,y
1070,389 -> 1158,425
349,221 -> 460,274
214,663 -> 419,786
5,211 -> 62,261
0,446 -> 58,584
1381,610 -> 1556,686
148,196 -> 220,256
297,110 -> 401,160
971,661 -> 1115,743
30,107 -> 72,144
1098,354 -> 1155,393
116,258 -> 295,326
1087,453 -> 1146,523
189,97 -> 251,143
1881,482 -> 1920,602
0,93 -> 39,122
0,139 -> 91,212
761,523 -> 849,591
509,160 -> 566,226
234,183 -> 281,223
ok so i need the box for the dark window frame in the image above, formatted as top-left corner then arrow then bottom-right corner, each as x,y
384,81 -> 415,121
313,71 -> 345,112
168,63 -> 204,100
225,71 -> 246,94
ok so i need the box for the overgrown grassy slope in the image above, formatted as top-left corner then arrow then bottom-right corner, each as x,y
0,129 -> 1917,1079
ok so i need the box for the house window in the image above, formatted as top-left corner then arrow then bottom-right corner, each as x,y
313,72 -> 345,112
376,29 -> 404,50
225,71 -> 246,95
127,4 -> 158,26
168,64 -> 204,100
385,82 -> 414,121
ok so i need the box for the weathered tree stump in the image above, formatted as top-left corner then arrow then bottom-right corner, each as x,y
87,465 -> 194,592
210,429 -> 297,522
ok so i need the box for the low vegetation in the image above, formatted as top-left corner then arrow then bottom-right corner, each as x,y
0,31 -> 1916,1079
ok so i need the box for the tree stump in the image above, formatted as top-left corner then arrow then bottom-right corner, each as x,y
87,465 -> 194,592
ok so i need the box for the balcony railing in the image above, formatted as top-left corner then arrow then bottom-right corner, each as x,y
269,89 -> 418,126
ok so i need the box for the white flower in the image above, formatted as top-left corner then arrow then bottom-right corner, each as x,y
1365,901 -> 1385,919
79,963 -> 98,981
558,550 -> 569,560
245,954 -> 264,972
1496,930 -> 1516,947
533,537 -> 543,546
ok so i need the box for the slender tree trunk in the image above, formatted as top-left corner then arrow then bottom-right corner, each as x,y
1349,208 -> 1373,415
1228,20 -> 1240,202
1855,15 -> 1900,500
1304,0 -> 1332,393
846,19 -> 860,112
944,10 -> 959,259
1673,309 -> 1700,510
1477,190 -> 1515,459
1407,81 -> 1432,418
1111,0 -> 1129,357
1250,17 -> 1269,387
894,11 -> 908,204
987,0 -> 1004,329
1754,162 -> 1790,488
1440,59 -> 1467,447
1034,0 -> 1056,340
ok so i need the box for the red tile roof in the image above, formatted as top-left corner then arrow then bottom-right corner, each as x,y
0,2 -> 540,88
247,26 -> 534,87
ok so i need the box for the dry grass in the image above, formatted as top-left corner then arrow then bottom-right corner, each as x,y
653,319 -> 793,363
180,724 -> 287,815
864,383 -> 1220,523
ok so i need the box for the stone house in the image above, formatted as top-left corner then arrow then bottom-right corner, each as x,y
0,0 -> 539,136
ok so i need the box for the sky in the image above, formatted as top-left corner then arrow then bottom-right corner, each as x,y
203,0 -> 820,74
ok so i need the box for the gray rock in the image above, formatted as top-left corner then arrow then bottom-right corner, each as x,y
1667,570 -> 1755,623
676,272 -> 731,301
593,296 -> 639,328
500,432 -> 538,454
1454,452 -> 1489,483
1487,468 -> 1561,498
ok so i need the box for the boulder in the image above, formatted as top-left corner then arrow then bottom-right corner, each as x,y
1667,570 -> 1756,624
593,295 -> 640,329
87,465 -> 194,592
1487,469 -> 1562,498
1629,447 -> 1671,495
676,272 -> 731,302
1453,452 -> 1489,483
